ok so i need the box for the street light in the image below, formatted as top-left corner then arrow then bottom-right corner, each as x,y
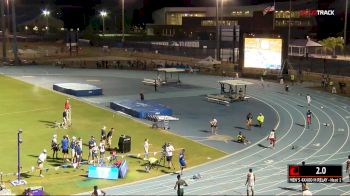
100,10 -> 107,36
42,9 -> 50,34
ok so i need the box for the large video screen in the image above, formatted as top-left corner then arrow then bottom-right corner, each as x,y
244,38 -> 282,69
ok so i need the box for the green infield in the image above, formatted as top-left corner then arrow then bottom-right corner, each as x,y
0,75 -> 226,195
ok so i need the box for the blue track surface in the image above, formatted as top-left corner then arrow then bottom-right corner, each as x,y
2,66 -> 350,195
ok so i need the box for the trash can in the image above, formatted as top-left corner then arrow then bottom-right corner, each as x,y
118,135 -> 131,153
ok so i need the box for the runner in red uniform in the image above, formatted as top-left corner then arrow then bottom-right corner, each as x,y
306,110 -> 312,129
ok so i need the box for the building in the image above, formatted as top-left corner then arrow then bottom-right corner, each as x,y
146,1 -> 319,39
145,1 -> 333,63
18,14 -> 64,34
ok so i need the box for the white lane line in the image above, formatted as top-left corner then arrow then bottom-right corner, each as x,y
159,94 -> 305,195
278,91 -> 350,195
209,179 -> 284,195
128,95 -> 290,195
245,94 -> 324,194
86,79 -> 100,82
273,95 -> 337,195
97,94 -> 284,195
0,107 -> 54,116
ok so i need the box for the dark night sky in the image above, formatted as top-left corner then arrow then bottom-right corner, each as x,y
16,0 -> 346,38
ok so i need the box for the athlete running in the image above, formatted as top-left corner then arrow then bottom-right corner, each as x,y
306,110 -> 312,129
267,129 -> 276,150
346,155 -> 350,182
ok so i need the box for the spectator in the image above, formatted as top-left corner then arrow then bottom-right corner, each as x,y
99,139 -> 106,159
144,139 -> 150,160
61,135 -> 69,162
62,110 -> 68,129
166,143 -> 175,170
70,136 -> 76,163
75,141 -> 82,168
37,149 -> 47,177
101,126 -> 106,142
88,136 -> 97,162
78,137 -> 83,159
92,144 -> 99,166
51,134 -> 59,159
140,92 -> 145,101
106,128 -> 114,149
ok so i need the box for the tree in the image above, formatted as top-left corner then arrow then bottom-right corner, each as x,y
319,37 -> 344,58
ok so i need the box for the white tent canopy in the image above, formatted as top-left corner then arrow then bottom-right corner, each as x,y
306,40 -> 322,47
197,56 -> 221,66
289,38 -> 323,56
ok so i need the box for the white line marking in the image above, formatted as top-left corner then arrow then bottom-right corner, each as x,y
0,107 -> 54,116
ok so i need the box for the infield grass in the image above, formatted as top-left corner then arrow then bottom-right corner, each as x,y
0,74 -> 226,195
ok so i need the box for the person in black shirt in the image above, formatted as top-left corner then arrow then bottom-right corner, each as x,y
246,112 -> 253,130
62,110 -> 68,129
101,126 -> 106,142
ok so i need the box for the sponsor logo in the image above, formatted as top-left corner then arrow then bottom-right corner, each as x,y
299,9 -> 335,16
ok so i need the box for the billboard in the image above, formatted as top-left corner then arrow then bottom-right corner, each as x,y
88,166 -> 119,180
244,38 -> 282,69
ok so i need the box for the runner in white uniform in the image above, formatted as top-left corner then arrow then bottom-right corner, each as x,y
245,168 -> 255,196
267,129 -> 276,150
306,94 -> 311,106
346,155 -> 350,182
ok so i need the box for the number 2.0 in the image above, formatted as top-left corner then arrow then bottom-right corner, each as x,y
316,167 -> 326,175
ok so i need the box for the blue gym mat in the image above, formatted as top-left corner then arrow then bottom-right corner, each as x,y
110,100 -> 173,119
53,83 -> 103,97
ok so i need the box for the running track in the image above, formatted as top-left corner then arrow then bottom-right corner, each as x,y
1,66 -> 349,195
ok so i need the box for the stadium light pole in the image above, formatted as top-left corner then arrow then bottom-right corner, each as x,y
100,10 -> 107,36
121,0 -> 125,43
42,9 -> 50,34
1,0 -> 6,61
11,0 -> 18,65
216,0 -> 220,60
344,0 -> 348,46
